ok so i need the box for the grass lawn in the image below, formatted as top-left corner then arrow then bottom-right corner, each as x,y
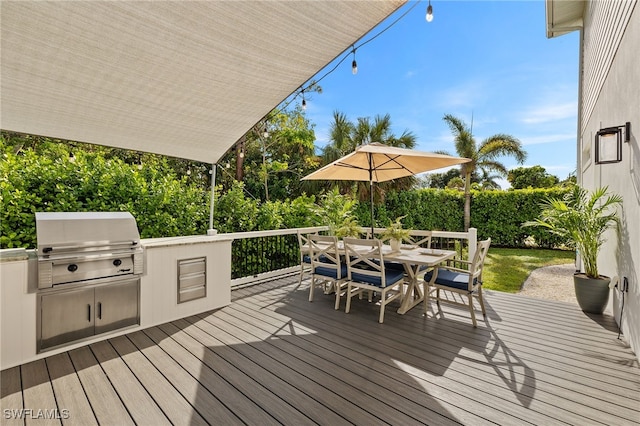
483,247 -> 575,293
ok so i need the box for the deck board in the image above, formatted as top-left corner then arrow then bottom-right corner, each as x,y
245,280 -> 638,425
3,275 -> 639,426
20,359 -> 59,426
66,346 -> 133,426
185,313 -> 429,425
154,321 -> 295,425
89,340 -> 168,425
216,303 -> 491,425
174,317 -> 351,425
125,330 -> 241,425
45,352 -> 97,426
0,366 -> 24,426
109,335 -> 208,426
240,281 -> 578,425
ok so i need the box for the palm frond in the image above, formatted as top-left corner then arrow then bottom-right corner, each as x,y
479,135 -> 527,164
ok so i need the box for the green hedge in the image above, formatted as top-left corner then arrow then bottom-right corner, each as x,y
1,140 -> 569,249
469,188 -> 569,247
1,147 -> 209,248
369,188 -> 568,248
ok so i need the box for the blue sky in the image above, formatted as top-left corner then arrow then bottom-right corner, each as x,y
301,0 -> 580,187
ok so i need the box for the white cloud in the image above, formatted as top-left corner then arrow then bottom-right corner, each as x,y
520,101 -> 577,124
436,80 -> 487,109
520,133 -> 576,145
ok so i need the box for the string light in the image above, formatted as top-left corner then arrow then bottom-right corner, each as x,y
282,1 -> 421,114
351,47 -> 358,75
426,0 -> 433,22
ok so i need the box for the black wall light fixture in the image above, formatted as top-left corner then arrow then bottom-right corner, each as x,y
595,122 -> 631,164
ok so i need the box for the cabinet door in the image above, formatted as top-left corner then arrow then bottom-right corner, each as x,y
40,288 -> 95,350
95,279 -> 139,335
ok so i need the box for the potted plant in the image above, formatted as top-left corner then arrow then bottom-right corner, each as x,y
523,186 -> 623,314
316,188 -> 361,238
334,216 -> 361,239
380,216 -> 411,252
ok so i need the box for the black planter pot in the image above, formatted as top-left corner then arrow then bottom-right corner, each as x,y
573,273 -> 610,314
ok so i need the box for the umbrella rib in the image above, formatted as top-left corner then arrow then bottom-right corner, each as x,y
373,154 -> 416,173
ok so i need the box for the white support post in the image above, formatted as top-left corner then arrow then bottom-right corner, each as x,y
207,163 -> 217,236
468,227 -> 477,261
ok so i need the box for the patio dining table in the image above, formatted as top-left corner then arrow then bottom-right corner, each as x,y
306,237 -> 456,315
381,246 -> 456,314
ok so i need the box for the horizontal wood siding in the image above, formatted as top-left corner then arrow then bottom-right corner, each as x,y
582,0 -> 637,129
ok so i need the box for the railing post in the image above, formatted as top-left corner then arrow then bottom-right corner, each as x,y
468,227 -> 477,261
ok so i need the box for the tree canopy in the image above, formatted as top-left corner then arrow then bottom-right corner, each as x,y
316,111 -> 418,203
441,114 -> 527,230
508,165 -> 559,189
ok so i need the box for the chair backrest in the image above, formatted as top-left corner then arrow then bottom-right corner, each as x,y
407,230 -> 432,248
469,238 -> 491,281
343,237 -> 389,286
308,234 -> 343,278
297,231 -> 313,259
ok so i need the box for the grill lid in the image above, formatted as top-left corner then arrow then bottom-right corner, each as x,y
36,212 -> 141,256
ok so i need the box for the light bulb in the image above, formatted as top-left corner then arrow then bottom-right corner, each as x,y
239,151 -> 245,158
426,3 -> 433,22
302,98 -> 307,110
352,59 -> 358,75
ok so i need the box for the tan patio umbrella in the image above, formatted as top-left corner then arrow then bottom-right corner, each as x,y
302,142 -> 471,235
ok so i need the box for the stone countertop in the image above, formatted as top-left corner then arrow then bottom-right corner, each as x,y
0,248 -> 34,263
141,234 -> 234,249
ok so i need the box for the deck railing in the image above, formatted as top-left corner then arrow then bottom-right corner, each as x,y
223,227 -> 477,287
222,226 -> 327,287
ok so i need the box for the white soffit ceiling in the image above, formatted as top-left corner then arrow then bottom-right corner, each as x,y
1,1 -> 406,163
546,0 -> 584,38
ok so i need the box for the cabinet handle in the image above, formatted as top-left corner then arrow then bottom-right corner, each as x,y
98,302 -> 102,320
88,304 -> 91,322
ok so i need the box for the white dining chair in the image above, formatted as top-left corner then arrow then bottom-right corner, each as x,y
307,234 -> 348,309
343,238 -> 404,323
423,238 -> 491,327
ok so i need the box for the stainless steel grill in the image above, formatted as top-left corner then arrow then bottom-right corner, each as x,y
35,211 -> 143,352
36,211 -> 143,289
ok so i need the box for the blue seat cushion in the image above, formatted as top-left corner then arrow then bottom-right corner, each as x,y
383,261 -> 405,272
384,261 -> 428,272
424,269 -> 476,291
314,263 -> 348,280
307,254 -> 330,264
351,267 -> 404,288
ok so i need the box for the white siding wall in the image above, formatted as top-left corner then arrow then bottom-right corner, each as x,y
580,0 -> 639,363
581,0 -> 636,128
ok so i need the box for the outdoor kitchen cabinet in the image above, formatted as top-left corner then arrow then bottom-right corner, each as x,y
39,278 -> 139,352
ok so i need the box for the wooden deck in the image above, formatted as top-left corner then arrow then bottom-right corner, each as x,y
2,275 -> 639,425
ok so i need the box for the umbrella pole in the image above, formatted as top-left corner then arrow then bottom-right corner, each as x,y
369,153 -> 374,238
370,180 -> 375,238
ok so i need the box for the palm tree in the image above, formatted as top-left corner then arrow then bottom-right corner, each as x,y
319,111 -> 417,202
442,114 -> 526,230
